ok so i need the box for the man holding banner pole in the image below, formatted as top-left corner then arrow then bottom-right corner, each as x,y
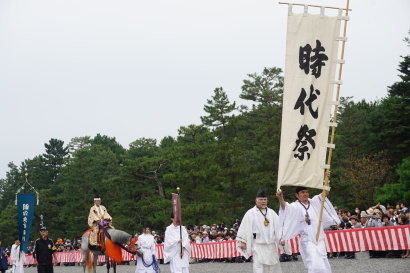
11,239 -> 25,273
164,191 -> 191,273
276,172 -> 340,273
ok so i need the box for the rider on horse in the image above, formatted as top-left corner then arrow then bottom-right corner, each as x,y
88,190 -> 113,246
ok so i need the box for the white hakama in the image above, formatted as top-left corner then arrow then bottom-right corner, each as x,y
11,244 -> 26,273
279,195 -> 340,273
236,206 -> 283,273
164,224 -> 191,273
135,233 -> 157,273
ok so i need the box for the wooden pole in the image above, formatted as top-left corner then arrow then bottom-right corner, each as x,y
279,2 -> 352,11
315,0 -> 351,242
177,187 -> 183,258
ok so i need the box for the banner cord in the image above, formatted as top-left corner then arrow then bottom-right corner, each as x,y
15,174 -> 40,205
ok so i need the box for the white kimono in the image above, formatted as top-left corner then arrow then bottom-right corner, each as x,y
164,224 -> 191,273
135,233 -> 157,273
10,244 -> 26,273
279,195 -> 340,273
236,206 -> 282,273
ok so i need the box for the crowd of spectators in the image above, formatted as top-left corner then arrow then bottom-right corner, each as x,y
323,201 -> 410,259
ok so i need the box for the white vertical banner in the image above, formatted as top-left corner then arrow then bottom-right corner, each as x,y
277,7 -> 342,190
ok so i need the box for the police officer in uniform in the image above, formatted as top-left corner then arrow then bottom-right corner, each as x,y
33,227 -> 57,273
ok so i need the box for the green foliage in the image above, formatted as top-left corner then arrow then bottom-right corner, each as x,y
237,66 -> 284,193
201,87 -> 236,130
164,124 -> 220,225
373,51 -> 410,166
398,157 -> 410,202
68,136 -> 92,154
42,138 -> 70,181
0,203 -> 18,245
0,162 -> 21,208
376,157 -> 410,204
240,67 -> 283,106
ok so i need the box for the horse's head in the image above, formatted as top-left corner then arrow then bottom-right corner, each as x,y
127,237 -> 140,254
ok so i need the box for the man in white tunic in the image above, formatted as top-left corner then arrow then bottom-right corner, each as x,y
11,239 -> 26,273
236,188 -> 283,273
136,224 -> 158,273
276,179 -> 340,273
164,214 -> 191,273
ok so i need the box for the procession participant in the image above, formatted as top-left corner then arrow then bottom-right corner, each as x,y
164,213 -> 191,273
33,227 -> 58,273
236,187 -> 284,273
11,239 -> 26,273
87,190 -> 112,246
276,172 -> 340,273
135,223 -> 158,273
0,240 -> 9,273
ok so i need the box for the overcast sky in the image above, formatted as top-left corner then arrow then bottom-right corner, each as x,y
1,0 -> 409,180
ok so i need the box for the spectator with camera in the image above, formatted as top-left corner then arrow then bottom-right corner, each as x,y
364,208 -> 383,228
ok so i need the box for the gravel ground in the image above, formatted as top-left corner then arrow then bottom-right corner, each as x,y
21,257 -> 409,273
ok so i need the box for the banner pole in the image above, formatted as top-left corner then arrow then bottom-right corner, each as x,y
316,0 -> 351,242
177,187 -> 183,259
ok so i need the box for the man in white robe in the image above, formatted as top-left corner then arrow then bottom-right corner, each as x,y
164,214 -> 191,273
11,239 -> 26,273
236,187 -> 283,273
276,181 -> 340,273
135,224 -> 158,273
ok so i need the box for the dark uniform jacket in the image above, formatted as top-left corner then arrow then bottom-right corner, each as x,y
0,247 -> 9,270
33,238 -> 56,265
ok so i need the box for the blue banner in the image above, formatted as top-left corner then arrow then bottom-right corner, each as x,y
17,193 -> 36,253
